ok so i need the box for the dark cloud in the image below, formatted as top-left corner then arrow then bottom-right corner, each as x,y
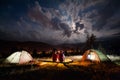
74,22 -> 84,33
59,23 -> 72,37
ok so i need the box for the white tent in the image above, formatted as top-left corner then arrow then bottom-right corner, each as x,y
4,50 -> 33,64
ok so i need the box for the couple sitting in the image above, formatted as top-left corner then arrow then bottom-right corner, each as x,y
52,50 -> 65,62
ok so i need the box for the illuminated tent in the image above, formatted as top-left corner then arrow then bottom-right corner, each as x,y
4,50 -> 33,64
81,49 -> 111,63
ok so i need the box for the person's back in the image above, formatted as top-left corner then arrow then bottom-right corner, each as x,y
52,51 -> 58,62
59,51 -> 65,62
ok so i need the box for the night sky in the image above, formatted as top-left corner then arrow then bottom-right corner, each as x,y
0,0 -> 120,44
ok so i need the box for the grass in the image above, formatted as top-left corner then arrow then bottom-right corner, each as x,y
0,59 -> 120,80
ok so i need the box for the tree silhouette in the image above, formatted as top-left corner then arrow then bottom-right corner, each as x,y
86,34 -> 96,49
81,34 -> 96,54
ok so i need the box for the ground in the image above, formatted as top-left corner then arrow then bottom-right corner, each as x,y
0,56 -> 120,80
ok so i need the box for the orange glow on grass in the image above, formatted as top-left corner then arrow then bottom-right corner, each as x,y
36,58 -> 73,68
37,61 -> 68,69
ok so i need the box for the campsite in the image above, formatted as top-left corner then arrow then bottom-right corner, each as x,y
0,0 -> 120,80
0,34 -> 120,80
0,41 -> 120,80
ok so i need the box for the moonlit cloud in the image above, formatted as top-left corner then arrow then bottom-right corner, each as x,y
0,0 -> 120,44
